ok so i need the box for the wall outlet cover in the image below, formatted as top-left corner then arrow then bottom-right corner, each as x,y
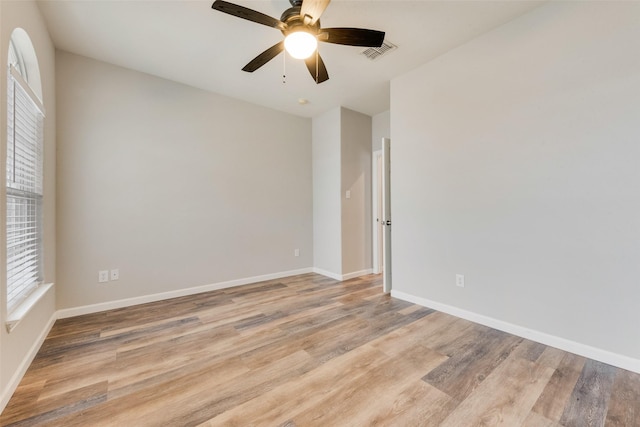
98,270 -> 109,283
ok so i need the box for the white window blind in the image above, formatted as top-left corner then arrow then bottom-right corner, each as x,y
6,65 -> 45,313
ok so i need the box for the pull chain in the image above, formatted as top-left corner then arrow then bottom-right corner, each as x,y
282,51 -> 286,84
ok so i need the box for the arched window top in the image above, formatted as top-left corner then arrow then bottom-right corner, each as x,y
7,28 -> 42,101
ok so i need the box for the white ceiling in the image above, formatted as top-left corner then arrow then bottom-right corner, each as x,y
37,0 -> 543,118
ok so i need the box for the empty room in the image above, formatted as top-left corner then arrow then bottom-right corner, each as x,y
1,0 -> 639,425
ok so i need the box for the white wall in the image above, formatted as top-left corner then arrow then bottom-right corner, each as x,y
312,107 -> 342,276
391,1 -> 640,368
341,108 -> 372,276
372,110 -> 390,152
56,51 -> 312,310
0,0 -> 57,409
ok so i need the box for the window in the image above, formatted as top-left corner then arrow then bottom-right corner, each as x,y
6,30 -> 45,315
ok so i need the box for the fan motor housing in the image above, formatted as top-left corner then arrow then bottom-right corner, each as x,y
280,6 -> 320,35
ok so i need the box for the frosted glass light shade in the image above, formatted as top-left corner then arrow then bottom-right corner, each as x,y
284,31 -> 318,59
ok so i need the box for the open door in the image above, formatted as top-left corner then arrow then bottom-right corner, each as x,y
382,138 -> 392,293
372,151 -> 383,274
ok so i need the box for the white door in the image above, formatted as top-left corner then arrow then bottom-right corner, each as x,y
376,154 -> 384,273
382,138 -> 392,293
372,151 -> 384,274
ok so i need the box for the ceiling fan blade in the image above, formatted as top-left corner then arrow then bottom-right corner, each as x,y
242,41 -> 285,72
300,0 -> 331,25
212,0 -> 285,30
320,28 -> 385,47
304,52 -> 329,84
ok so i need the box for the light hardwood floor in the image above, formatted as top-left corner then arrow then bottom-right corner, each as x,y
2,273 -> 639,426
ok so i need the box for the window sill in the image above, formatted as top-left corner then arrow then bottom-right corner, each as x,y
6,283 -> 54,333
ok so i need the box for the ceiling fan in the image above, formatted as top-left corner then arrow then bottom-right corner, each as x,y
211,0 -> 385,84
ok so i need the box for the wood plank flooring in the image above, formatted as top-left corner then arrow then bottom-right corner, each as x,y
2,273 -> 640,426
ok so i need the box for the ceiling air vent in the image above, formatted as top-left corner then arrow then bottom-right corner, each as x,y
361,41 -> 397,60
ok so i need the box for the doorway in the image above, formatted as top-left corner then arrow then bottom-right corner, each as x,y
373,151 -> 383,274
372,138 -> 391,293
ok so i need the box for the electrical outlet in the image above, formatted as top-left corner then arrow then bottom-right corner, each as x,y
98,270 -> 109,283
294,249 -> 300,257
456,274 -> 465,288
110,269 -> 119,280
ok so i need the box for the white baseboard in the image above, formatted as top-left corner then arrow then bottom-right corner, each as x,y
57,267 -> 314,319
342,269 -> 373,280
312,268 -> 342,281
312,268 -> 373,281
391,290 -> 640,375
0,311 -> 57,412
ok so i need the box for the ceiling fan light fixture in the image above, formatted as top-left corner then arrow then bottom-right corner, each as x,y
211,0 -> 385,84
284,30 -> 317,59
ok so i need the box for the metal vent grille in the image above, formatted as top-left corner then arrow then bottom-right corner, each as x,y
361,41 -> 397,60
